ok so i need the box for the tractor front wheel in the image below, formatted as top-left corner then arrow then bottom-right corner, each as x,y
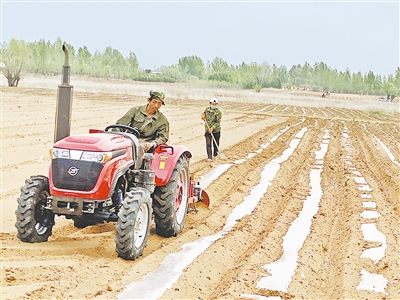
15,175 -> 55,243
115,188 -> 152,260
153,155 -> 189,237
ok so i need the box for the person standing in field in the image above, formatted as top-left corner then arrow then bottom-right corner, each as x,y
201,97 -> 222,161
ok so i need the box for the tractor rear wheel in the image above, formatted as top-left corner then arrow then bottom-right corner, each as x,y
15,175 -> 55,242
153,155 -> 189,237
115,188 -> 152,260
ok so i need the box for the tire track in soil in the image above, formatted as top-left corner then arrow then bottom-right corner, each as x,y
345,122 -> 399,297
346,122 -> 399,298
287,120 -> 362,299
348,122 -> 399,216
361,122 -> 400,164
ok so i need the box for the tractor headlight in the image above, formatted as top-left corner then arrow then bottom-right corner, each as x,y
50,148 -> 123,164
81,151 -> 112,163
50,148 -> 70,159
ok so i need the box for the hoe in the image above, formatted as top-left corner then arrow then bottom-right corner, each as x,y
15,45 -> 210,260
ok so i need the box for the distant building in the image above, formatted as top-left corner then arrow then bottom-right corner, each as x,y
144,69 -> 162,76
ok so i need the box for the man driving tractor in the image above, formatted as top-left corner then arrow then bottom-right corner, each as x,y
116,89 -> 169,152
111,90 -> 169,216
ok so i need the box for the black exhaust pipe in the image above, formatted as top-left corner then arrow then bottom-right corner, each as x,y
54,44 -> 74,142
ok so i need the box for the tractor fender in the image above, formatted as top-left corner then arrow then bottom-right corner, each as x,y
108,164 -> 132,199
151,144 -> 192,186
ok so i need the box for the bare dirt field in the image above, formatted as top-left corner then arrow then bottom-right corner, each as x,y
1,75 -> 399,299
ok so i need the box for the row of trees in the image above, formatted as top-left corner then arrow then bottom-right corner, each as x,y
1,38 -> 399,98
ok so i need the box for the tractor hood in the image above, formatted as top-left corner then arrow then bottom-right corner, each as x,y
53,133 -> 131,152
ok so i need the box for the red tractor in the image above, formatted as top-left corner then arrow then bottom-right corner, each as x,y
15,45 -> 209,260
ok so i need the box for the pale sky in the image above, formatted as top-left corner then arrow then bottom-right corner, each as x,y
1,1 -> 399,77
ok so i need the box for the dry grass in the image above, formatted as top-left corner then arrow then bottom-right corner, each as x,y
1,73 -> 398,113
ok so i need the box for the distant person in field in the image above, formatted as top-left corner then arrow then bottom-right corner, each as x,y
322,91 -> 330,98
116,89 -> 169,153
201,97 -> 222,161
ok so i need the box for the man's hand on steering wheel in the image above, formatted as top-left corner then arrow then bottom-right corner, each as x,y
144,141 -> 157,152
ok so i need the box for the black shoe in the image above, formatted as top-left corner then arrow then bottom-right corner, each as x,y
109,206 -> 120,221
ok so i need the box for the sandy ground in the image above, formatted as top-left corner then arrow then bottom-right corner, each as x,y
1,75 -> 399,299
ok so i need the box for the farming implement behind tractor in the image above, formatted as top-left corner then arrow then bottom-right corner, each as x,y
15,45 -> 209,260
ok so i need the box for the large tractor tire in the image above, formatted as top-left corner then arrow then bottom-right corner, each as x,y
15,175 -> 55,243
153,155 -> 189,237
115,188 -> 152,260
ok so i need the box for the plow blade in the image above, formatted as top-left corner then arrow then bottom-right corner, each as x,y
200,190 -> 210,207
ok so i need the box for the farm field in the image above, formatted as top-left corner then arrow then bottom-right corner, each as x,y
1,75 -> 399,299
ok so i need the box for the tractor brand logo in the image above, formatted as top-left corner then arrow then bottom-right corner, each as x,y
159,155 -> 169,161
67,166 -> 79,176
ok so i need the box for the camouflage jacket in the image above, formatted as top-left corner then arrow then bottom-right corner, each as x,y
116,104 -> 169,145
203,107 -> 222,133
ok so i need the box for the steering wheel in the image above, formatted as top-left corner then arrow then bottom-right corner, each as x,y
105,124 -> 140,138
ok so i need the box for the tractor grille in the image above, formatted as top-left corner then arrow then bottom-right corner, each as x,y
52,159 -> 103,191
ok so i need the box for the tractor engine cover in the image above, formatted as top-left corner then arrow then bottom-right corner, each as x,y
49,133 -> 135,200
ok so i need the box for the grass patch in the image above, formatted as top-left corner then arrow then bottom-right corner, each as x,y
369,110 -> 386,116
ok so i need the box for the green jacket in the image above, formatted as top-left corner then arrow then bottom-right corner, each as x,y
203,107 -> 222,133
116,104 -> 169,145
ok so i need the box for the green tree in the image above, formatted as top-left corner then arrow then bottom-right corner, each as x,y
336,69 -> 352,93
158,64 -> 187,82
365,71 -> 376,94
352,72 -> 364,94
75,46 -> 92,75
30,39 -> 49,74
178,55 -> 205,79
313,62 -> 332,91
208,57 -> 230,82
0,39 -> 28,86
126,51 -> 139,77
271,64 -> 287,89
235,62 -> 260,89
110,48 -> 126,78
289,64 -> 301,87
2,37 -> 397,95
381,81 -> 399,100
299,61 -> 312,88
257,62 -> 273,89
394,67 -> 400,88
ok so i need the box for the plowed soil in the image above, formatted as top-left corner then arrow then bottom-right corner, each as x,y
1,75 -> 399,300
